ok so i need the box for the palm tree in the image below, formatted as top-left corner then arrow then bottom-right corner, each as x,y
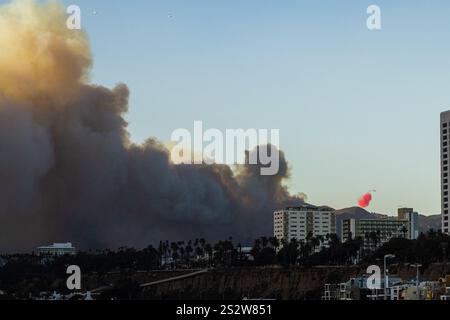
179,246 -> 185,264
170,242 -> 179,268
158,241 -> 164,267
317,235 -> 324,249
288,238 -> 300,265
269,237 -> 280,251
205,243 -> 213,267
428,229 -> 437,238
195,246 -> 204,261
325,233 -> 331,246
186,240 -> 193,263
376,230 -> 381,247
401,226 -> 408,239
261,237 -> 269,248
369,232 -> 378,249
365,232 -> 370,249
237,243 -> 244,265
199,238 -> 207,260
253,238 -> 262,252
311,237 -> 320,253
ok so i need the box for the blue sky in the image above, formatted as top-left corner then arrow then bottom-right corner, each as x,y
9,0 -> 450,215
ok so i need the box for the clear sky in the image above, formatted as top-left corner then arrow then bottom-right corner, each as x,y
11,0 -> 450,215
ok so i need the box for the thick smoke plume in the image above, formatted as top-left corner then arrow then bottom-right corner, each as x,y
0,0 -> 304,251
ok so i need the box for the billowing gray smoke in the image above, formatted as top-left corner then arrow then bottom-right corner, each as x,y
0,0 -> 304,251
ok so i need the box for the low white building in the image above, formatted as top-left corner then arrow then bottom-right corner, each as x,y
36,243 -> 76,256
239,246 -> 254,261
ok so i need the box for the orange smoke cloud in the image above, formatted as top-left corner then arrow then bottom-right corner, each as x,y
0,0 -> 91,104
358,192 -> 372,208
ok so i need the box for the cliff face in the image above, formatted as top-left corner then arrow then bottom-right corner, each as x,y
142,267 -> 361,300
142,264 -> 450,300
394,263 -> 450,281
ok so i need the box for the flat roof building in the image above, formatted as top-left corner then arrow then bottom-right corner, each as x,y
36,243 -> 76,256
274,205 -> 336,251
342,208 -> 419,250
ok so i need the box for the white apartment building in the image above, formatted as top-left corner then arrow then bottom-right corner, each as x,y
274,205 -> 336,249
441,111 -> 450,235
342,208 -> 420,249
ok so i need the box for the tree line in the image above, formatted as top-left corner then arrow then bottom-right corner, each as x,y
1,230 -> 449,298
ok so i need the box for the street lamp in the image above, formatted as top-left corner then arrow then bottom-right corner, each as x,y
384,254 -> 396,300
411,263 -> 422,300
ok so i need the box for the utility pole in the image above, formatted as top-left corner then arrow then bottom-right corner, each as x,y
411,263 -> 422,300
384,254 -> 395,300
442,242 -> 448,264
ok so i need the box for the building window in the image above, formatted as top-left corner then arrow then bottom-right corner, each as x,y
444,123 -> 448,128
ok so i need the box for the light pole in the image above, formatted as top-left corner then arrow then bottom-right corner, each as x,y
384,254 -> 395,300
411,263 -> 422,300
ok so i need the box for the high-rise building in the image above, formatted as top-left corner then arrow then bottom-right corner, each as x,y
441,111 -> 450,234
273,205 -> 336,250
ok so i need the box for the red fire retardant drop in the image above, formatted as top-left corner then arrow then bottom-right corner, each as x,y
358,193 -> 372,208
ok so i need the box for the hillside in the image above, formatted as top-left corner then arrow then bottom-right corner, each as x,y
141,264 -> 450,300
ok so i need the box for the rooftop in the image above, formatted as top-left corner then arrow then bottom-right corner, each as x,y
37,243 -> 75,249
284,204 -> 334,212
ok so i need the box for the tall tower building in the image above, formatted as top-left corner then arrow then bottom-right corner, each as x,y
441,111 -> 450,234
